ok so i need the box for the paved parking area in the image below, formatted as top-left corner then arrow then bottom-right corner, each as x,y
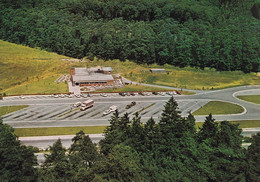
1,85 -> 260,128
1,93 -> 210,127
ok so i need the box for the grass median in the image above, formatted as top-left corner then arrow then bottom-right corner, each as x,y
193,101 -> 244,115
0,105 -> 28,117
237,95 -> 260,104
14,126 -> 107,137
196,120 -> 260,129
15,120 -> 260,137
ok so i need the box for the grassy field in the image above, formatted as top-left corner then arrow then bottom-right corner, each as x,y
196,120 -> 260,129
0,105 -> 28,117
14,120 -> 260,137
0,40 -> 70,95
193,101 -> 244,115
237,95 -> 260,104
14,126 -> 107,137
1,40 -> 259,96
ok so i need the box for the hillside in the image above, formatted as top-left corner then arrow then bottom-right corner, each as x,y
0,0 -> 259,73
0,40 -> 259,96
0,40 -> 70,95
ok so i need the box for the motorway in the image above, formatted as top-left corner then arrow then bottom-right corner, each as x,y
0,85 -> 259,128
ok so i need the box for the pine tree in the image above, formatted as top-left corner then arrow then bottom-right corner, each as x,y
69,130 -> 99,168
0,121 -> 37,182
246,132 -> 260,181
198,113 -> 218,145
99,111 -> 130,155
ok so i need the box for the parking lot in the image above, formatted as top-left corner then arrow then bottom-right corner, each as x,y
1,92 -> 209,128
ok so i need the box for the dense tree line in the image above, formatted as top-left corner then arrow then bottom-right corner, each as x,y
0,0 -> 259,72
1,97 -> 260,181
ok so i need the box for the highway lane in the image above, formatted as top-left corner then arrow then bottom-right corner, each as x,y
1,85 -> 260,128
20,128 -> 260,150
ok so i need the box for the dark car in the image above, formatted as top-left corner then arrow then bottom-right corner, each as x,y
119,92 -> 126,96
152,92 -> 158,95
125,101 -> 136,109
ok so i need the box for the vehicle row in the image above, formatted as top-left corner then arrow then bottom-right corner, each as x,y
15,91 -> 180,100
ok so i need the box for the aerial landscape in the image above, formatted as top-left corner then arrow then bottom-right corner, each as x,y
0,0 -> 259,181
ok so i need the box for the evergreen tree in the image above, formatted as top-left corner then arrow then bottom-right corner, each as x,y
69,131 -> 99,168
246,132 -> 260,181
0,121 -> 37,182
41,139 -> 73,182
198,113 -> 218,145
99,111 -> 130,155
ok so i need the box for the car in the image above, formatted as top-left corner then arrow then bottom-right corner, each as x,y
125,101 -> 136,109
68,94 -> 73,98
119,92 -> 126,96
103,105 -> 117,115
60,94 -> 65,98
75,94 -> 81,98
138,92 -> 145,96
159,92 -> 166,96
54,94 -> 59,98
74,102 -> 82,107
100,93 -> 108,97
152,92 -> 158,95
126,92 -> 131,96
20,95 -> 25,99
130,92 -> 136,96
82,94 -> 88,98
176,90 -> 181,95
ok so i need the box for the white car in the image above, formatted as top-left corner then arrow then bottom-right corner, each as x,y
20,95 -> 25,99
74,102 -> 82,107
103,105 -> 117,115
100,93 -> 108,97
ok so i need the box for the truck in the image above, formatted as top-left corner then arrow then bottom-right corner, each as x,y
80,99 -> 94,111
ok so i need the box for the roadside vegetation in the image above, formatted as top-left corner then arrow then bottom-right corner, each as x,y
14,126 -> 107,137
0,105 -> 28,117
237,95 -> 260,104
196,120 -> 260,129
1,40 -> 259,96
193,101 -> 244,115
1,97 -> 259,181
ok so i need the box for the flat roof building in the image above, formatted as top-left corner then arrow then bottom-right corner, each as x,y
70,67 -> 115,86
150,68 -> 166,73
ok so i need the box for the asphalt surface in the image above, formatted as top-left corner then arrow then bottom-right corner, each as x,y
1,85 -> 259,128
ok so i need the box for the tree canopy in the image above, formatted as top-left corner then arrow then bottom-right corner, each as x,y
0,0 -> 259,72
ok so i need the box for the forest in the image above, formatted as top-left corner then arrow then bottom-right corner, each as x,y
1,97 -> 260,181
0,0 -> 259,73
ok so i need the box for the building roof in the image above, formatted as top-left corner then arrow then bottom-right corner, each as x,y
72,73 -> 114,82
74,67 -> 113,75
150,68 -> 166,72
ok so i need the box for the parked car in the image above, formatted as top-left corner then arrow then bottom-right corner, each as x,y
130,92 -> 136,96
103,105 -> 117,115
125,101 -> 136,109
119,92 -> 126,96
100,93 -> 108,97
74,102 -> 82,107
138,92 -> 145,96
152,92 -> 158,95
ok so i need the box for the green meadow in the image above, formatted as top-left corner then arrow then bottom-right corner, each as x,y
1,40 -> 259,96
237,95 -> 260,104
193,101 -> 244,115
